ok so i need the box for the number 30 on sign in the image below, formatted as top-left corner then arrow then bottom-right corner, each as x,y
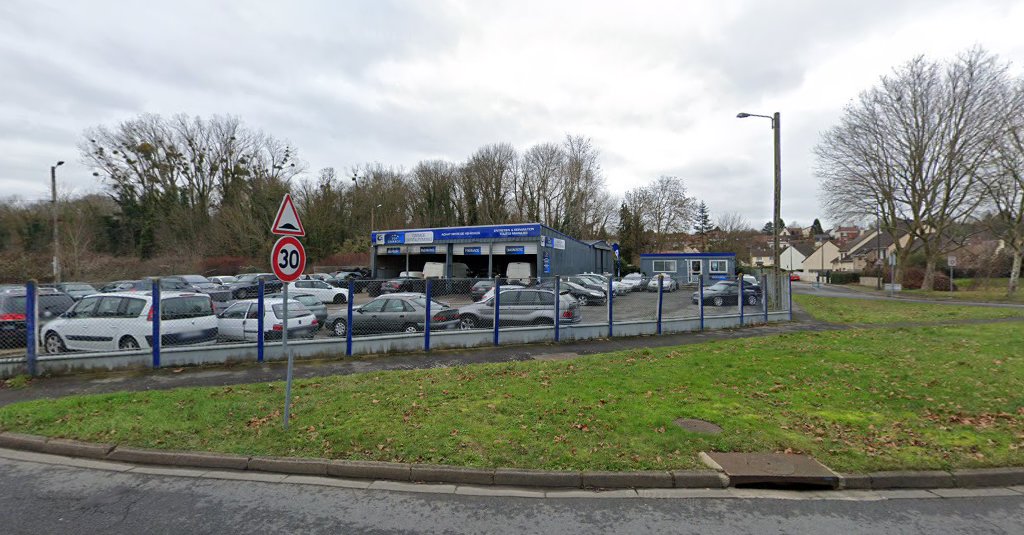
271,236 -> 306,282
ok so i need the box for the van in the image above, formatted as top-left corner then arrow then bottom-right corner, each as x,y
506,262 -> 533,285
423,262 -> 471,279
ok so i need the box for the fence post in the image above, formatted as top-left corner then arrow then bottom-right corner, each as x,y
738,275 -> 744,326
656,274 -> 664,335
151,278 -> 161,369
554,275 -> 561,342
698,278 -> 704,332
424,280 -> 432,352
25,280 -> 37,377
762,274 -> 769,323
345,280 -> 354,356
607,276 -> 613,338
788,274 -> 793,320
257,279 -> 265,363
493,277 -> 501,346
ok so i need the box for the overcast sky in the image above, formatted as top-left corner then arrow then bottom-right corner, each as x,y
2,0 -> 1023,230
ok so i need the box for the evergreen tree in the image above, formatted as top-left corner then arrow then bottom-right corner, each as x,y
694,201 -> 712,251
811,218 -> 824,236
761,221 -> 775,235
617,202 -> 635,264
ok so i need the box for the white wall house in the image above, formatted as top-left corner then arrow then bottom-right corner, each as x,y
802,241 -> 841,277
779,243 -> 814,271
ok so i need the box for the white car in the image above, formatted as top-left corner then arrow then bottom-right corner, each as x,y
646,276 -> 679,292
619,273 -> 647,292
217,298 -> 317,342
42,292 -> 218,353
287,280 -> 349,304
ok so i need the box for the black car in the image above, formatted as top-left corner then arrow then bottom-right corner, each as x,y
54,282 -> 99,301
565,276 -> 607,296
101,279 -> 193,293
0,289 -> 75,348
691,281 -> 760,306
228,273 -> 284,299
470,280 -> 494,301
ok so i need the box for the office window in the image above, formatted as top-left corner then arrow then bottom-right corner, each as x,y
709,260 -> 728,273
652,260 -> 677,273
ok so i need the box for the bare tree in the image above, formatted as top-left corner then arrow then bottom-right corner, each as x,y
983,75 -> 1024,294
816,48 -> 1009,286
409,160 -> 459,228
643,176 -> 695,251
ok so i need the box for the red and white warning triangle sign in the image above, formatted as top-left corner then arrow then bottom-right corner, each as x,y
271,194 -> 305,236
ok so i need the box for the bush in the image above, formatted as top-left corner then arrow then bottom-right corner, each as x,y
201,256 -> 255,276
902,267 -> 957,291
828,271 -> 861,285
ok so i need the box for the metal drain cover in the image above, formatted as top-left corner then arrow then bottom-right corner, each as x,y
673,418 -> 723,434
703,452 -> 839,488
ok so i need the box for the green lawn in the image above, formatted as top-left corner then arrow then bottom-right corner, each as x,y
2,323 -> 1022,473
904,278 -> 1024,303
794,294 -> 1024,325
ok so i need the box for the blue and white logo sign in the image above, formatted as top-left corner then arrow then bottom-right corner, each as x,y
612,243 -> 620,258
419,246 -> 436,254
505,246 -> 525,255
543,253 -> 551,273
463,247 -> 482,255
386,247 -> 402,255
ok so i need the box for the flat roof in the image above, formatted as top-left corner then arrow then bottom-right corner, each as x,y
370,222 -> 609,249
640,252 -> 736,258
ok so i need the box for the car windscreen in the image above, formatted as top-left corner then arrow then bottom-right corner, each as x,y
161,296 -> 214,320
411,298 -> 447,309
180,275 -> 210,284
294,295 -> 320,306
64,284 -> 96,292
709,282 -> 734,290
272,303 -> 312,319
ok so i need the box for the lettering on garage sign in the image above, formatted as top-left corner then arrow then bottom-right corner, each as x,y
386,247 -> 402,255
419,246 -> 437,254
505,246 -> 526,255
463,247 -> 482,255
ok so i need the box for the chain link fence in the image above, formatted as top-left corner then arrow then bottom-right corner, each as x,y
8,273 -> 793,376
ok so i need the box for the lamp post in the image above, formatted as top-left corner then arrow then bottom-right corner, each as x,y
50,160 -> 65,283
737,111 -> 781,303
371,203 -> 382,232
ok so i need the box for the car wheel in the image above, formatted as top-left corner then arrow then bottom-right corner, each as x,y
459,315 -> 478,330
333,294 -> 346,304
712,296 -> 724,307
44,332 -> 66,354
119,336 -> 141,351
402,323 -> 418,333
331,320 -> 347,337
747,295 -> 758,306
577,294 -> 588,306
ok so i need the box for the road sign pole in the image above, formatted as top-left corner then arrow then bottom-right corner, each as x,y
257,279 -> 265,363
282,283 -> 292,430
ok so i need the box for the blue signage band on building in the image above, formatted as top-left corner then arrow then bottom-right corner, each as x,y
505,246 -> 525,255
420,246 -> 436,254
543,253 -> 551,273
372,224 -> 541,245
463,247 -> 482,255
386,247 -> 402,255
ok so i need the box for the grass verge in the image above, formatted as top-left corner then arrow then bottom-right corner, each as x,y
1,323 -> 1022,473
794,294 -> 1024,325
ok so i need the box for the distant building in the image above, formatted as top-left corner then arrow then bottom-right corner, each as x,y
779,242 -> 815,272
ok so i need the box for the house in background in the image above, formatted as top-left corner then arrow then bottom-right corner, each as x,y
779,242 -> 815,272
830,225 -> 862,246
802,241 -> 841,277
749,245 -> 774,267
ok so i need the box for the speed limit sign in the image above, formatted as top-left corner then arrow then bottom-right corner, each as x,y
271,236 -> 306,282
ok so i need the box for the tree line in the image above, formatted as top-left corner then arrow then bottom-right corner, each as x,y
3,114 -> 698,280
817,47 -> 1024,295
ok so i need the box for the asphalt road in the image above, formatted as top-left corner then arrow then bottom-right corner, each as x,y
2,454 -> 1022,535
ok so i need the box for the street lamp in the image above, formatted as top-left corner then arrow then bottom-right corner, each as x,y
51,160 -> 65,283
371,203 -> 382,232
737,111 -> 781,304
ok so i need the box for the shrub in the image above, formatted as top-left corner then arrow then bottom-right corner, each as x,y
829,271 -> 861,285
902,267 -> 957,291
201,256 -> 254,276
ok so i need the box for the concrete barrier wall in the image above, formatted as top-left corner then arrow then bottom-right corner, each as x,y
1,311 -> 791,379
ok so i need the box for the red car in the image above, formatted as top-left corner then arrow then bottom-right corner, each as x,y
789,272 -> 800,281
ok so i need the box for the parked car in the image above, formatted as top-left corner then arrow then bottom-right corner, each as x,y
470,280 -> 494,301
101,279 -> 193,293
228,273 -> 283,299
479,284 -> 524,302
646,276 -> 680,292
620,272 -> 650,292
535,280 -> 606,306
331,271 -> 374,293
380,277 -> 427,295
208,276 -> 238,286
325,293 -> 459,337
54,283 -> 99,301
789,272 -> 800,282
99,280 -> 135,293
287,280 -> 349,304
565,276 -> 607,295
216,298 -> 317,342
266,293 -> 327,328
42,292 -> 218,353
691,280 -> 760,307
0,289 -> 75,348
457,288 -> 581,329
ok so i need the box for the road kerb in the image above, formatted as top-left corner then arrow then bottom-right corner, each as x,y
107,446 -> 249,470
248,456 -> 329,476
869,470 -> 955,489
493,468 -> 581,488
411,464 -> 494,485
951,468 -> 1024,488
0,432 -> 49,452
582,470 -> 673,489
41,438 -> 115,459
671,470 -> 728,488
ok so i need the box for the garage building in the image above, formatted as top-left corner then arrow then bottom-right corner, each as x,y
639,253 -> 737,285
370,223 -> 615,279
